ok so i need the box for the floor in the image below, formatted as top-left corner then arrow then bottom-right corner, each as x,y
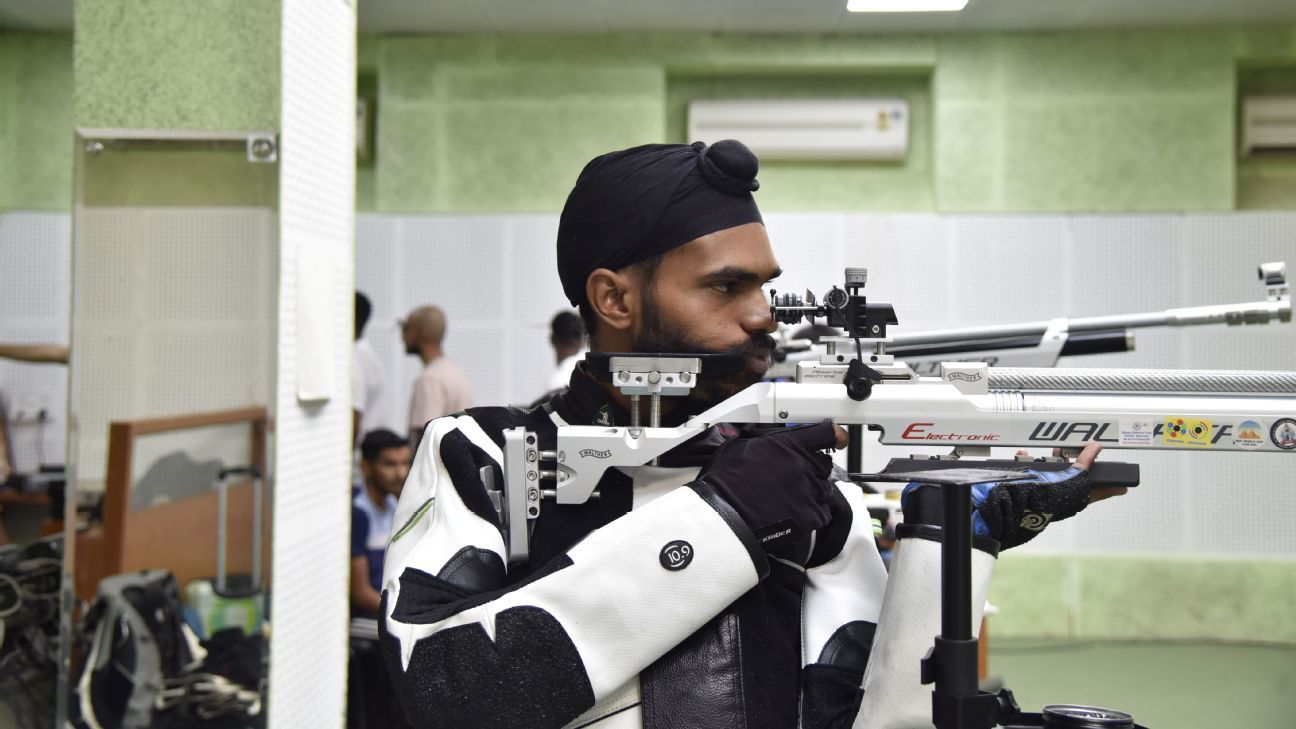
988,639 -> 1296,729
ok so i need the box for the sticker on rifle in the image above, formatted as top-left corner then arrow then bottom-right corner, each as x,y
1118,420 -> 1154,446
1271,418 -> 1296,451
1233,420 -> 1266,450
1163,417 -> 1212,448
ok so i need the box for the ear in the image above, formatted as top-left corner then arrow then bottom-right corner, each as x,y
585,267 -> 639,336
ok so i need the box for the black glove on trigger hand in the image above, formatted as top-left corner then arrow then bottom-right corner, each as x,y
694,420 -> 838,553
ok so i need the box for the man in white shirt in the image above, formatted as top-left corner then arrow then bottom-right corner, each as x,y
352,292 -> 394,447
402,305 -> 473,444
545,310 -> 587,393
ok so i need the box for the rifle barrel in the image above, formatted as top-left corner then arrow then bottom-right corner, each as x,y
891,299 -> 1290,347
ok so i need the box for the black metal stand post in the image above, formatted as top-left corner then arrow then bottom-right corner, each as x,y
847,424 -> 863,472
920,480 -> 999,729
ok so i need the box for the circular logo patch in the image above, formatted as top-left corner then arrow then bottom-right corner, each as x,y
659,540 -> 694,571
1233,420 -> 1266,450
1271,418 -> 1296,451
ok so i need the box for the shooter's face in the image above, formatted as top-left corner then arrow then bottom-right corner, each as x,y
631,222 -> 781,403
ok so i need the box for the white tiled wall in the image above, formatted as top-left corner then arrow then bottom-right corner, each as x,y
16,208 -> 1293,560
0,212 -> 70,473
357,211 -> 1296,558
268,1 -> 356,727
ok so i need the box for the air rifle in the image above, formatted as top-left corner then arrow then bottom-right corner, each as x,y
768,261 -> 1289,377
495,267 -> 1295,728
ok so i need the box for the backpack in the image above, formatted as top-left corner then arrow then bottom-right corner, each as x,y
72,570 -> 198,729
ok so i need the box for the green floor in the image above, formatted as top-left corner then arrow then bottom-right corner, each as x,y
989,639 -> 1296,728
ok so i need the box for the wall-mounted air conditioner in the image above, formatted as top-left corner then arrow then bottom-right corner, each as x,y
1241,95 -> 1296,157
687,98 -> 908,161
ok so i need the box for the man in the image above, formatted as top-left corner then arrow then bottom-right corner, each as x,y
350,429 -> 412,616
380,141 -> 1124,728
545,310 -> 587,393
352,292 -> 394,447
402,305 -> 473,444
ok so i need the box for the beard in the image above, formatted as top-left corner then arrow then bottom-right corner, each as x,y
634,297 -> 775,405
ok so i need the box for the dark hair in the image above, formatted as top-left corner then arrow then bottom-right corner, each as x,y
549,311 -> 584,346
360,428 -> 407,462
355,292 -> 372,340
577,253 -> 664,348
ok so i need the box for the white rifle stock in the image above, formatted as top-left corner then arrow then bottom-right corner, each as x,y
491,357 -> 1296,563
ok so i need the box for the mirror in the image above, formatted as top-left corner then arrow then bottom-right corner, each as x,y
0,217 -> 69,729
60,131 -> 278,727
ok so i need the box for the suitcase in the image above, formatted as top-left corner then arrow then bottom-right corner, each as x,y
185,466 -> 264,638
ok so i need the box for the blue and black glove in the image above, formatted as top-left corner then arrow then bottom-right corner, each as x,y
901,467 -> 1092,549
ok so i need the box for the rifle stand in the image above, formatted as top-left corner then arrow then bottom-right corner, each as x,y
876,468 -> 1149,729
919,476 -> 1000,729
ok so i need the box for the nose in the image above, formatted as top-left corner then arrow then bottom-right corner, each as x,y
743,290 -> 777,335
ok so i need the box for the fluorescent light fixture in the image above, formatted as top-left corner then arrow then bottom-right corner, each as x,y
847,0 -> 968,12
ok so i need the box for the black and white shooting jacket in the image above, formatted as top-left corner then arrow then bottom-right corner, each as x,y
380,371 -> 892,729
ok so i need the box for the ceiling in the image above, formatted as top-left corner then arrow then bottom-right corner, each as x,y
4,0 -> 1296,34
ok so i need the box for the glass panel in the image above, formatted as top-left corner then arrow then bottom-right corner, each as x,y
62,131 -> 278,727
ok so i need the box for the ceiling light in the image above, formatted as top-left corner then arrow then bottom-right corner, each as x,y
847,0 -> 968,12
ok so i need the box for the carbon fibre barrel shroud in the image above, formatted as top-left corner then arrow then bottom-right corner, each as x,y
987,368 -> 1296,394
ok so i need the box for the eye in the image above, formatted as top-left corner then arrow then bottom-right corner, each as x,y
711,281 -> 738,294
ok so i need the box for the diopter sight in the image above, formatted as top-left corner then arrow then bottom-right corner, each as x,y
770,267 -> 899,339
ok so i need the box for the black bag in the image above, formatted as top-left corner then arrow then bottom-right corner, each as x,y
71,569 -> 196,729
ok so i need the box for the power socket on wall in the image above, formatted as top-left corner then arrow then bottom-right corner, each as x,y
8,407 -> 52,425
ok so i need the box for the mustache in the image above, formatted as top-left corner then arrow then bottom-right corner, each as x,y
715,332 -> 776,360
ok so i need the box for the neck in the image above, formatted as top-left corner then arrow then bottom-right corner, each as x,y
419,343 -> 443,364
363,480 -> 387,509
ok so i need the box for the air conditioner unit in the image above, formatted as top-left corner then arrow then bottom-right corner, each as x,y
687,99 -> 908,161
1241,95 -> 1296,157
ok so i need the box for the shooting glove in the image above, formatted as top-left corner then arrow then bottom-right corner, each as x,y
695,420 -> 837,552
901,467 -> 1092,549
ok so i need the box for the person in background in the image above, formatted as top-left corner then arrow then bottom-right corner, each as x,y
348,428 -> 416,729
545,310 -> 587,393
402,305 -> 473,445
350,429 -> 411,616
352,292 -> 393,449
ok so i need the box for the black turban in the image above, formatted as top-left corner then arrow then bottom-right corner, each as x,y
556,139 -> 763,308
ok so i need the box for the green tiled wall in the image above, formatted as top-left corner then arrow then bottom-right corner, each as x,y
1237,62 -> 1296,209
0,31 -> 73,213
367,27 -> 1296,213
989,554 -> 1296,645
0,34 -> 11,210
66,1 -> 281,210
666,72 -> 933,211
8,28 -> 1296,212
74,0 -> 280,131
